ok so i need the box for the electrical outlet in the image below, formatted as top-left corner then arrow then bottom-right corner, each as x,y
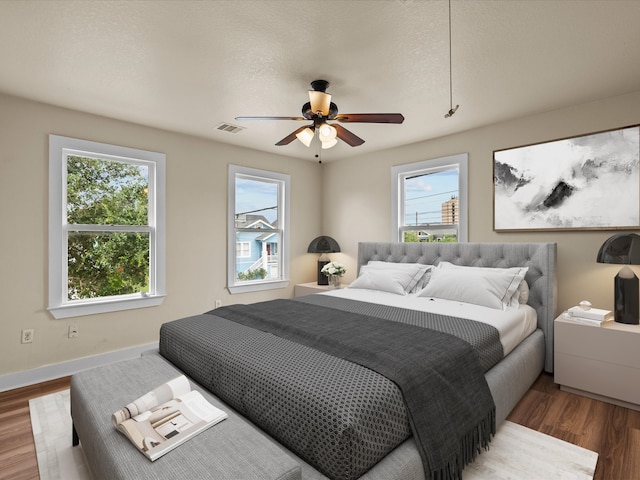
21,328 -> 34,344
68,324 -> 79,338
215,299 -> 222,309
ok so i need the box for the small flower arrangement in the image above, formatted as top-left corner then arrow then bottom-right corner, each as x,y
321,261 -> 346,277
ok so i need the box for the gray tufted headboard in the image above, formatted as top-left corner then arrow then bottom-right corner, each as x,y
357,242 -> 557,372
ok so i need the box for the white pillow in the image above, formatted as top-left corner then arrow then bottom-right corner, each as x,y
365,261 -> 431,292
417,265 -> 528,310
437,262 -> 529,308
348,269 -> 408,295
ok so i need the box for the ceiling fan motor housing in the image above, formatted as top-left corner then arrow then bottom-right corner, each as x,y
310,79 -> 330,92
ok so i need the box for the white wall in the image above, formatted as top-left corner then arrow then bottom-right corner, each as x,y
0,93 -> 321,379
322,90 -> 640,314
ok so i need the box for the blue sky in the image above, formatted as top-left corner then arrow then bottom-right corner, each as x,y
235,177 -> 278,223
404,169 -> 459,225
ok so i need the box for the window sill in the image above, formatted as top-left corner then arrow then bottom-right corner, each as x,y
227,280 -> 289,295
48,294 -> 167,319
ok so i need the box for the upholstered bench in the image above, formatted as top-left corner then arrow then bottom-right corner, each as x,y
70,352 -> 302,480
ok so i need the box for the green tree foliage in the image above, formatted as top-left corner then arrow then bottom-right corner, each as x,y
66,156 -> 150,299
403,231 -> 419,242
237,268 -> 267,281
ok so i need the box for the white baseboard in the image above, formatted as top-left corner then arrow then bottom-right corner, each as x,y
0,342 -> 158,392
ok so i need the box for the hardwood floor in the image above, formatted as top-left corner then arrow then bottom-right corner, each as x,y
0,373 -> 637,480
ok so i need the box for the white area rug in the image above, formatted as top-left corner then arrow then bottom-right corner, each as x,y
29,390 -> 91,480
30,390 -> 598,480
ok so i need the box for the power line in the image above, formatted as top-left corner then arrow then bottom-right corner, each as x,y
235,206 -> 277,216
405,190 -> 458,203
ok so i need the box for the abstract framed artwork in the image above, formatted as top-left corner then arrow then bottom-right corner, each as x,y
493,125 -> 640,231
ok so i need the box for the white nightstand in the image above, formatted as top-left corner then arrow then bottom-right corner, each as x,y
293,282 -> 348,297
554,313 -> 640,411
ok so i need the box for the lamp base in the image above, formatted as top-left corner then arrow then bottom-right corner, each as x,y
614,269 -> 639,324
317,260 -> 329,285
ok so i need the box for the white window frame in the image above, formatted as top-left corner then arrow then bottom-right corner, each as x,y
48,135 -> 166,319
228,165 -> 290,294
391,153 -> 468,243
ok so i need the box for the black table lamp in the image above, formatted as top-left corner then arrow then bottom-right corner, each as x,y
597,233 -> 640,324
307,236 -> 340,285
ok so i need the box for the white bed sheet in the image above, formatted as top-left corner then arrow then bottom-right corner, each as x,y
317,287 -> 537,356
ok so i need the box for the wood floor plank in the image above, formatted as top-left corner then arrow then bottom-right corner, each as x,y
506,388 -> 552,430
540,389 -> 593,444
581,397 -> 612,453
623,425 -> 640,480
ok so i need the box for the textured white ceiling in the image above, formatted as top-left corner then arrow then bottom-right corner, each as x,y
1,0 -> 639,162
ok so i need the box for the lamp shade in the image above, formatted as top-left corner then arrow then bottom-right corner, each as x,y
307,236 -> 341,254
321,138 -> 338,149
318,123 -> 337,142
308,90 -> 331,116
596,233 -> 640,264
296,127 -> 314,147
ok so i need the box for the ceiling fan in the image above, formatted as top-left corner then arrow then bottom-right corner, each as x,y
235,80 -> 404,150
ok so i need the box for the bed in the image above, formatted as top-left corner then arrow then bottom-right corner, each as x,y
71,241 -> 557,480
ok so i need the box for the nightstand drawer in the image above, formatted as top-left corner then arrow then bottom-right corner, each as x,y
555,352 -> 640,406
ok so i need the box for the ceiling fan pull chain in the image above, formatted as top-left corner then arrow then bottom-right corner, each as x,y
445,0 -> 459,119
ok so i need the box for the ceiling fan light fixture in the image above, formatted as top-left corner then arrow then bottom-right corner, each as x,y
318,123 -> 337,142
296,127 -> 315,147
321,138 -> 338,149
309,90 -> 331,116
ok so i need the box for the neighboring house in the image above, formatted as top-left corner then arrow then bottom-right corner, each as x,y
235,214 -> 279,279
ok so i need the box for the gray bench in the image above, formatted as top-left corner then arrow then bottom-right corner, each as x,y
70,352 -> 302,480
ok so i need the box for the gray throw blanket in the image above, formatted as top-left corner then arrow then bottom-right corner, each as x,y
214,299 -> 495,480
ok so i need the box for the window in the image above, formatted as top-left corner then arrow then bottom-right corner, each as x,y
228,165 -> 290,294
48,135 -> 166,319
236,242 -> 251,258
391,153 -> 468,243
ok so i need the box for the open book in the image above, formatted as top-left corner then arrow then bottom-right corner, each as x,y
112,375 -> 228,461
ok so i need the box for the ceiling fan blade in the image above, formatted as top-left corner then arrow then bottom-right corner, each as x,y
275,126 -> 310,146
334,124 -> 365,147
235,116 -> 306,121
334,113 -> 405,124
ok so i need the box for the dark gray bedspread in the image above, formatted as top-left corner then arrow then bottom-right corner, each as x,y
159,297 -> 501,480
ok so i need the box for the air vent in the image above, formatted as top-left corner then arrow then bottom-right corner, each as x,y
216,122 -> 245,134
